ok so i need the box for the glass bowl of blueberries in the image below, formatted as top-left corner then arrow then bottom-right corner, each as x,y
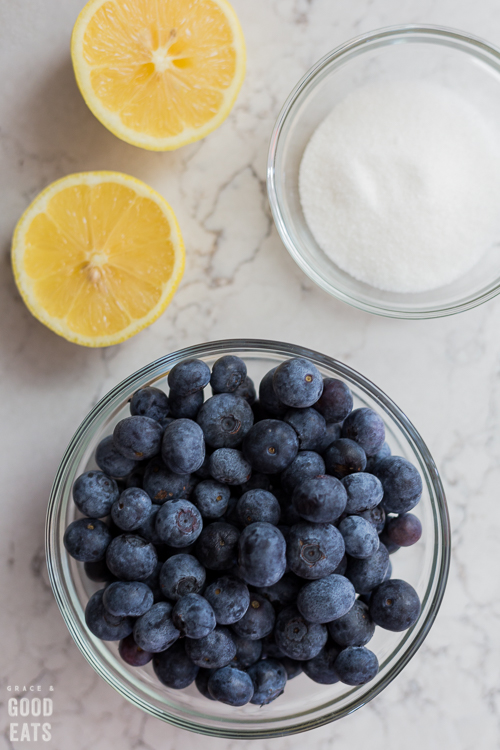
46,339 -> 450,738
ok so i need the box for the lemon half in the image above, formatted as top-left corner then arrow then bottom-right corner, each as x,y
12,171 -> 185,347
71,0 -> 246,150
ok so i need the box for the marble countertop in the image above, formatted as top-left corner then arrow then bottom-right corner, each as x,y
1,0 -> 500,748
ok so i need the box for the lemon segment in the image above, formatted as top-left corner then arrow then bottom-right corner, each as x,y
12,172 -> 185,347
71,0 -> 246,150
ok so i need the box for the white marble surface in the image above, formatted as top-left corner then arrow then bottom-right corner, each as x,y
1,0 -> 500,748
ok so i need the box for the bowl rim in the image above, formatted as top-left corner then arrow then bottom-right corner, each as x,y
267,24 -> 500,319
45,338 -> 451,738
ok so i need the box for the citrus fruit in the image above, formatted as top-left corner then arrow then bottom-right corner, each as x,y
71,0 -> 246,151
12,171 -> 185,347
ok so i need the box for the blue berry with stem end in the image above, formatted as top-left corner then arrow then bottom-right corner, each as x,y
160,553 -> 206,601
111,487 -> 152,531
272,358 -> 323,408
210,355 -> 247,394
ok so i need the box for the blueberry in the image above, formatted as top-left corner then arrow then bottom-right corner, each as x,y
273,358 -> 323,408
209,448 -> 252,485
197,393 -> 254,449
195,522 -> 240,570
292,475 -> 347,523
243,419 -> 299,474
73,471 -> 119,518
167,358 -> 211,397
374,456 -> 423,514
334,646 -> 379,686
281,657 -> 303,680
153,640 -> 199,689
369,579 -> 421,631
248,659 -> 287,706
384,513 -> 422,547
313,378 -> 353,424
172,594 -> 216,638
345,543 -> 390,594
366,441 -> 392,472
113,416 -> 163,461
342,472 -> 384,513
233,376 -> 256,405
238,522 -> 286,587
119,634 -> 153,667
316,422 -> 343,454
130,386 -> 170,424
195,669 -> 217,700
356,504 -> 386,534
284,408 -> 327,451
135,505 -> 163,545
256,573 -> 301,610
143,457 -> 191,504
208,666 -> 254,706
162,419 -> 205,475
303,642 -> 341,684
102,581 -> 154,617
95,435 -> 139,479
258,368 -> 288,417
211,355 -> 248,394
324,439 -> 367,479
111,487 -> 152,531
85,589 -> 133,641
106,534 -> 157,581
339,516 -> 380,559
84,559 -> 116,583
160,554 -> 206,601
274,606 -> 327,660
297,574 -> 355,624
169,390 -> 204,420
133,601 -> 179,652
236,489 -> 281,527
155,499 -> 203,547
204,576 -> 250,625
193,479 -> 230,519
231,594 -> 275,640
231,637 -> 263,669
342,408 -> 385,457
185,626 -> 236,669
281,451 -> 326,494
63,518 -> 111,562
286,523 -> 345,579
328,599 -> 375,647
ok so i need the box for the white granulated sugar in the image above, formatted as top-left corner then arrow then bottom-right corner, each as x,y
299,82 -> 500,293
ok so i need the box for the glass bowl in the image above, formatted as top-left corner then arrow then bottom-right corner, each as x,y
46,339 -> 450,738
268,25 -> 500,319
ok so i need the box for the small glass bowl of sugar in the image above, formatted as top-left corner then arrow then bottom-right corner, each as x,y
268,25 -> 500,319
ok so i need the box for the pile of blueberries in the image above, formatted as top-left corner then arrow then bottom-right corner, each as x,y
63,355 -> 423,708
